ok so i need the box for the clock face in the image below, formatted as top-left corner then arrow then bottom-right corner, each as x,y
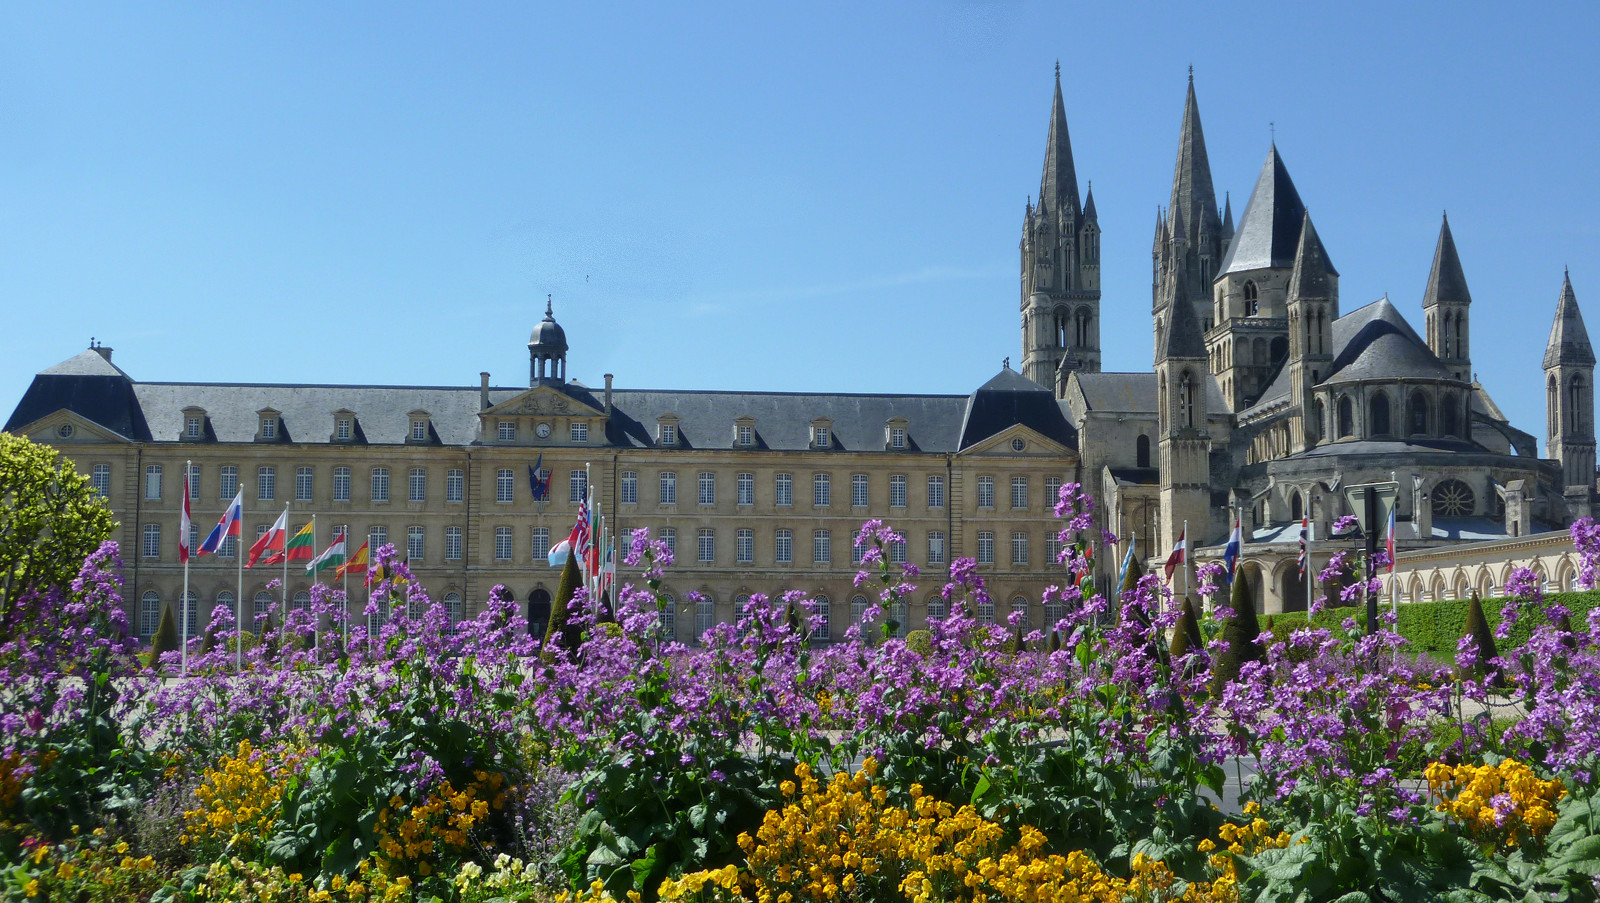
535,422 -> 552,439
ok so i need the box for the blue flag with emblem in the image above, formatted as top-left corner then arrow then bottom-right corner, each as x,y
528,455 -> 550,501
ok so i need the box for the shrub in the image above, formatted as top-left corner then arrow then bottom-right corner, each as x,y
904,629 -> 933,656
1211,570 -> 1261,693
542,551 -> 583,663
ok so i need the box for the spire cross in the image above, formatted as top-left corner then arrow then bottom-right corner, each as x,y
1270,121 -> 1275,141
1055,60 -> 1060,79
545,294 -> 553,317
1188,64 -> 1193,82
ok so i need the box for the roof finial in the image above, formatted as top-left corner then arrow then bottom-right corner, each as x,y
1054,60 -> 1060,80
1188,64 -> 1193,83
545,294 -> 553,317
89,336 -> 95,348
1003,356 -> 1011,370
1270,121 -> 1276,143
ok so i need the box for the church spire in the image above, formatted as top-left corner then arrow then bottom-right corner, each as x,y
1545,270 -> 1595,369
1286,211 -> 1335,301
1422,213 -> 1473,308
1038,62 -> 1081,217
1168,72 -> 1220,246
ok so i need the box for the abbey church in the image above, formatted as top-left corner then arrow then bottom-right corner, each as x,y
5,69 -> 1594,632
1031,71 -> 1595,611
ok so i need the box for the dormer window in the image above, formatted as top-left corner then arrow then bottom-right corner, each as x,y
181,406 -> 210,442
886,418 -> 909,450
337,418 -> 352,441
186,416 -> 202,439
262,418 -> 276,440
658,416 -> 679,447
256,409 -> 282,442
407,410 -> 432,444
811,417 -> 833,449
734,416 -> 757,448
499,421 -> 516,441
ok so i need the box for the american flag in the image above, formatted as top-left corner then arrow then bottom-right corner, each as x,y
567,490 -> 596,578
1297,515 -> 1309,576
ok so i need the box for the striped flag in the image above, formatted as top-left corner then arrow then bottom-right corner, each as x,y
336,540 -> 369,580
1385,507 -> 1396,573
308,529 -> 347,575
566,491 -> 595,578
1297,516 -> 1310,576
178,463 -> 193,565
268,521 -> 315,566
248,509 -> 288,568
1163,528 -> 1186,583
198,491 -> 243,556
1224,519 -> 1242,578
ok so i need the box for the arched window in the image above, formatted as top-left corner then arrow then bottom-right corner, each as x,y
183,590 -> 199,638
1442,311 -> 1454,358
1075,308 -> 1092,347
1410,391 -> 1430,435
1252,337 -> 1267,367
1570,376 -> 1585,433
1431,479 -> 1475,517
1054,308 -> 1069,348
444,592 -> 463,624
1243,280 -> 1259,316
1179,371 -> 1196,428
1135,434 -> 1151,468
141,590 -> 161,641
696,595 -> 715,639
1312,398 -> 1326,442
1158,374 -> 1168,426
851,594 -> 870,629
215,592 -> 234,632
528,588 -> 552,639
812,595 -> 831,643
1549,375 -> 1560,436
1370,392 -> 1390,436
1443,393 -> 1459,437
292,591 -> 310,611
1338,395 -> 1354,438
1290,491 -> 1303,521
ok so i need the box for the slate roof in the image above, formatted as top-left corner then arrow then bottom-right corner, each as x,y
8,351 -> 1073,455
1069,371 -> 1226,414
1544,271 -> 1595,369
1167,75 -> 1221,244
1422,215 -> 1472,308
1286,211 -> 1335,300
1159,273 -> 1208,361
1218,144 -> 1331,277
1037,67 -> 1081,218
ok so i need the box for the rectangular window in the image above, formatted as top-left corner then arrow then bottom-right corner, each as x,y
529,527 -> 547,562
1045,531 -> 1063,566
1045,477 -> 1063,508
1012,532 -> 1029,565
498,421 -> 516,441
409,468 -> 426,502
621,471 -> 638,504
1011,477 -> 1028,510
737,529 -> 754,563
333,467 -> 351,502
851,474 -> 868,507
813,529 -> 831,564
497,468 -> 515,503
370,468 -> 388,503
927,475 -> 945,508
698,472 -> 715,505
187,465 -> 201,500
852,529 -> 865,565
928,531 -> 946,564
220,465 -> 238,499
186,416 -> 201,439
446,526 -> 463,561
261,417 -> 277,440
737,472 -> 754,506
814,426 -> 830,448
295,467 -> 314,502
571,470 -> 588,503
408,526 -> 425,561
570,422 -> 588,443
370,525 -> 387,551
977,476 -> 995,508
411,420 -> 427,441
660,423 -> 676,445
336,418 -> 352,441
738,424 -> 753,446
141,592 -> 160,640
659,471 -> 677,505
661,528 -> 676,557
890,474 -> 907,508
890,427 -> 906,449
446,469 -> 464,502
258,466 -> 276,501
890,539 -> 906,564
188,524 -> 200,558
697,528 -> 714,563
775,529 -> 793,564
91,463 -> 111,498
145,464 -> 162,500
494,527 -> 513,561
220,534 -> 237,559
142,523 -> 161,558
977,531 -> 995,565
775,473 -> 792,507
813,473 -> 830,507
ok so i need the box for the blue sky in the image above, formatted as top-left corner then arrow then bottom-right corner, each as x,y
1,3 -> 1596,450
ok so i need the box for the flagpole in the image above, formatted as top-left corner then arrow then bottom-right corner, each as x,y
1181,519 -> 1189,607
236,521 -> 244,673
1305,521 -> 1312,623
181,460 -> 191,676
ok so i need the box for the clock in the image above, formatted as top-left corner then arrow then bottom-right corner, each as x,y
535,422 -> 552,439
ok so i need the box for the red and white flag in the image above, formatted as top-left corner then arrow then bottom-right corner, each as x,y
247,508 -> 289,568
1163,528 -> 1186,584
178,463 -> 193,564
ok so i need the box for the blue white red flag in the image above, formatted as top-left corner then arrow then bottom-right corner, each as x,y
1163,528 -> 1185,584
199,491 -> 243,556
528,455 -> 550,501
1297,516 -> 1309,576
1224,518 -> 1242,578
1116,534 -> 1136,591
1385,507 -> 1396,573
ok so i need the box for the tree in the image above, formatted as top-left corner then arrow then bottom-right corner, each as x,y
0,432 -> 116,642
1116,554 -> 1147,623
149,600 -> 181,668
1212,570 -> 1263,694
1169,597 -> 1203,659
541,551 -> 584,663
1458,591 -> 1501,683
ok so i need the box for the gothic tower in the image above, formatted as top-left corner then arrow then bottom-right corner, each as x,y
1208,144 -> 1310,411
1021,63 -> 1100,390
1422,214 -> 1473,384
1156,271 -> 1212,600
1153,72 -> 1225,361
1545,271 -> 1596,516
1283,211 -> 1338,453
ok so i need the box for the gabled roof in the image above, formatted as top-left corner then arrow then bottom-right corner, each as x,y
956,368 -> 1077,451
1422,214 -> 1472,308
1218,144 -> 1328,277
1544,271 -> 1594,369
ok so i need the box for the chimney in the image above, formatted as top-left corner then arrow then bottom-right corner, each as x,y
479,372 -> 490,410
603,373 -> 613,416
89,339 -> 112,363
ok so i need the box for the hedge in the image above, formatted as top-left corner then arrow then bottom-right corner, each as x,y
1259,590 -> 1600,656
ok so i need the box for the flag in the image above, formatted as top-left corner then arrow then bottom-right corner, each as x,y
1385,506 -> 1396,573
1163,529 -> 1186,583
308,529 -> 348,575
367,559 -> 389,589
248,509 -> 288,568
198,491 -> 243,556
283,521 -> 316,563
548,538 -> 572,567
566,491 -> 595,578
1116,534 -> 1136,591
601,536 -> 616,599
178,463 -> 193,565
1224,518 -> 1242,578
529,456 -> 550,502
336,540 -> 369,580
1074,539 -> 1094,588
1297,516 -> 1310,576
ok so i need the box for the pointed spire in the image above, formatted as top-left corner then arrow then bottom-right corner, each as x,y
1169,205 -> 1187,244
1422,213 -> 1473,308
1160,273 -> 1207,361
1218,144 -> 1323,276
1287,211 -> 1335,300
1168,72 -> 1221,246
1038,65 -> 1081,218
1083,182 -> 1097,220
1546,271 -> 1595,369
1155,207 -> 1167,244
1221,192 -> 1234,241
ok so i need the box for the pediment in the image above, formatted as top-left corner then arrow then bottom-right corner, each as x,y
13,409 -> 136,445
956,422 -> 1074,459
481,386 -> 604,418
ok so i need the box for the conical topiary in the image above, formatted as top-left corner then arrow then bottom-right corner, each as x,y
1117,555 -> 1147,623
149,600 -> 181,668
1211,570 -> 1263,694
1048,628 -> 1062,653
1458,591 -> 1501,683
1169,597 -> 1203,659
541,551 -> 584,663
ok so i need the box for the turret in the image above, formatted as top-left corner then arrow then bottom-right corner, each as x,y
1544,270 -> 1596,514
529,295 -> 568,386
1156,272 -> 1212,608
1422,214 -> 1473,383
1284,211 -> 1337,451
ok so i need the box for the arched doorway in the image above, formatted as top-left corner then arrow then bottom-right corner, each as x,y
1278,566 -> 1307,613
528,588 -> 551,639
